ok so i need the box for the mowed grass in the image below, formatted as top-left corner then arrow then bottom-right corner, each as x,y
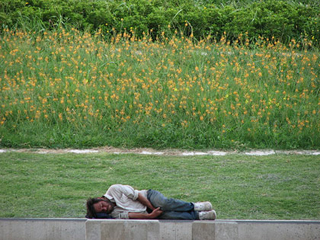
0,28 -> 319,149
0,152 -> 319,220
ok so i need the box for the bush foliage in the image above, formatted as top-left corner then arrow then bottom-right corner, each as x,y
1,0 -> 319,45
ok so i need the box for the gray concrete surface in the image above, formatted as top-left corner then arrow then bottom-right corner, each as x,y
0,218 -> 86,240
86,219 -> 320,240
235,220 -> 320,240
1,218 -> 319,240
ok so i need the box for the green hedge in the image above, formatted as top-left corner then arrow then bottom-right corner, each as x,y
1,0 -> 319,45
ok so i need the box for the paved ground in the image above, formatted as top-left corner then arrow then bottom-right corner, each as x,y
0,147 -> 319,156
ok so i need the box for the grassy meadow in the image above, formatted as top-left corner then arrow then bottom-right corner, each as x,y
0,28 -> 319,149
1,152 -> 320,219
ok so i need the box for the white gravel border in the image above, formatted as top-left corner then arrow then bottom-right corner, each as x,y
0,148 -> 319,156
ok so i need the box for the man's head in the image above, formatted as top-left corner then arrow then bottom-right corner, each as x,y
86,197 -> 115,218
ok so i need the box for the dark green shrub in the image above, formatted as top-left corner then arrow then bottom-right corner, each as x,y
0,0 -> 319,46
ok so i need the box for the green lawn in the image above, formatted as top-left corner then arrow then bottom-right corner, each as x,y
0,152 -> 319,219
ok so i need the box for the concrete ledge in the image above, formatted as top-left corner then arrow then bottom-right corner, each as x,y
86,219 -> 320,240
1,219 -> 319,240
235,220 -> 320,240
0,218 -> 86,240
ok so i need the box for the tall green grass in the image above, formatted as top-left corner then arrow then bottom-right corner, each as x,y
0,28 -> 319,149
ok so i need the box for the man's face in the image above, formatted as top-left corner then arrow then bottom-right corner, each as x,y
93,200 -> 114,214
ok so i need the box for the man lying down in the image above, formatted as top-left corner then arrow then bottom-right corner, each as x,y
86,184 -> 216,220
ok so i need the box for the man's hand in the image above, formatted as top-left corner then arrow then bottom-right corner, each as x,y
128,207 -> 163,219
149,207 -> 163,218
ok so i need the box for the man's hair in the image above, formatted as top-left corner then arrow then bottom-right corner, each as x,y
86,198 -> 102,218
86,197 -> 114,219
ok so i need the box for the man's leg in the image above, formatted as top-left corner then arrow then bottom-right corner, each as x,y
147,189 -> 194,212
147,189 -> 199,220
147,189 -> 197,216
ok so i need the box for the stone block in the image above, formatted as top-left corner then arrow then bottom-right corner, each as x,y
100,220 -> 159,240
0,218 -> 86,240
215,221 -> 238,240
237,220 -> 320,240
159,220 -> 193,240
192,221 -> 215,240
86,220 -> 102,240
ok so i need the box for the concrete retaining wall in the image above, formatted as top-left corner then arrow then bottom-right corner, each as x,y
0,218 -> 86,240
1,219 -> 319,240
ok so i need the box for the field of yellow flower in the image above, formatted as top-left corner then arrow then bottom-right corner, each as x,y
0,28 -> 319,149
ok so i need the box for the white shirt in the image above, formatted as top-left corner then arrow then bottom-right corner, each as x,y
104,184 -> 148,219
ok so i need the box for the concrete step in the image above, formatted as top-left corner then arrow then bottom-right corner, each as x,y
1,218 -> 319,240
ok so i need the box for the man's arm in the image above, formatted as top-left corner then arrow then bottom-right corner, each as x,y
128,207 -> 163,219
137,193 -> 155,210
